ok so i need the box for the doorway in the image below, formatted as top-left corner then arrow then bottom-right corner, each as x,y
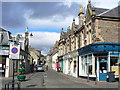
99,59 -> 108,81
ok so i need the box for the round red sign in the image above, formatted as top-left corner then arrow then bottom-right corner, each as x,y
11,47 -> 18,54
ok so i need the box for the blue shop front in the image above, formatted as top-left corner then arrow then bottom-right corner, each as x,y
78,43 -> 120,81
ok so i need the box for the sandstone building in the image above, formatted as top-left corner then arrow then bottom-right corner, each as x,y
51,1 -> 120,81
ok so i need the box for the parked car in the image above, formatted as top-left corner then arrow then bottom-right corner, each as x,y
35,64 -> 45,72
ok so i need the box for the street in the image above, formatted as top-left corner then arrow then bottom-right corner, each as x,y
45,68 -> 93,88
2,68 -> 118,89
1,1 -> 120,90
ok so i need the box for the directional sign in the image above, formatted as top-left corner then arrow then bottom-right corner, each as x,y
9,42 -> 20,59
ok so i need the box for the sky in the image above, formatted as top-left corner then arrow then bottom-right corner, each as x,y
1,0 -> 119,55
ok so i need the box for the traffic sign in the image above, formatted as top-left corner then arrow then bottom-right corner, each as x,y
11,47 -> 18,54
9,42 -> 20,59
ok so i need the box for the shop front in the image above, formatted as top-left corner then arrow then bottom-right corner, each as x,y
63,53 -> 69,75
0,45 -> 10,77
58,56 -> 63,72
69,50 -> 78,77
78,43 -> 120,81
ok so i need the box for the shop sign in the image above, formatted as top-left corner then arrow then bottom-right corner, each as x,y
0,49 -> 9,55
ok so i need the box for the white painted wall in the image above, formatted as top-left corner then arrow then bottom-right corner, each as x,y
72,57 -> 78,78
52,53 -> 58,70
65,59 -> 69,75
5,57 -> 10,77
79,56 -> 82,76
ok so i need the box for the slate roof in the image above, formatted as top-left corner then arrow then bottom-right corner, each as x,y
94,8 -> 108,15
95,5 -> 120,18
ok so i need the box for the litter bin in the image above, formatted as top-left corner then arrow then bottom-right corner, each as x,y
107,71 -> 116,82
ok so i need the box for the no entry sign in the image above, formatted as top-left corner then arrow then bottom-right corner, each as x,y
9,42 -> 20,59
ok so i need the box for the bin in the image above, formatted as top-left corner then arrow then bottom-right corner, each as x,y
107,71 -> 116,82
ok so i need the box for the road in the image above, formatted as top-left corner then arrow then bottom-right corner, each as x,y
2,68 -> 119,89
45,68 -> 93,88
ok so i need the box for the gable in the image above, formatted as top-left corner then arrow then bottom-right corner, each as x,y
85,3 -> 93,22
97,6 -> 120,18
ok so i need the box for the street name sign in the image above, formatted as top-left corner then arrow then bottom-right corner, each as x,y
9,42 -> 20,59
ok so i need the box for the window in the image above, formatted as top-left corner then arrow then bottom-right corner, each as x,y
110,57 -> 119,66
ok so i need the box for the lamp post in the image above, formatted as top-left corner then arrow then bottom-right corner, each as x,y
30,32 -> 33,46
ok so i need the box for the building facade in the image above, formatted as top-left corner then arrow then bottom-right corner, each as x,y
0,27 -> 32,77
56,1 -> 120,81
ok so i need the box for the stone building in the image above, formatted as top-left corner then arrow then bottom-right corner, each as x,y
50,41 -> 59,71
0,27 -> 32,77
57,1 -> 120,81
29,47 -> 41,65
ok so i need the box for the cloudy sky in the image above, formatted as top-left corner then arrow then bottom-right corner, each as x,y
1,0 -> 119,55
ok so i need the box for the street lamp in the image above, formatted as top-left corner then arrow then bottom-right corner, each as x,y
29,32 -> 33,46
30,33 -> 33,37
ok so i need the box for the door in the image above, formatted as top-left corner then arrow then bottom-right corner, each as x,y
99,60 -> 107,81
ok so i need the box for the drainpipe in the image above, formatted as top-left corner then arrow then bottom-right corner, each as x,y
78,56 -> 79,78
118,53 -> 120,83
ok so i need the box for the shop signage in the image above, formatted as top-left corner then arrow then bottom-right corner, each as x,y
0,50 -> 9,55
69,50 -> 78,58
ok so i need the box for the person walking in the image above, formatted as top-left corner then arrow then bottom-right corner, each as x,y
45,62 -> 48,70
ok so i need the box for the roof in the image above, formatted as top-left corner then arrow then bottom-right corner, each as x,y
96,6 -> 120,18
0,27 -> 11,34
94,8 -> 108,15
0,27 -> 11,45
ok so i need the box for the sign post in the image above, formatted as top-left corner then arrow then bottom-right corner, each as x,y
9,42 -> 20,89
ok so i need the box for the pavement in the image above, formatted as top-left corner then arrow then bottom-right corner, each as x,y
1,72 -> 41,88
58,71 -> 119,88
20,72 -> 45,88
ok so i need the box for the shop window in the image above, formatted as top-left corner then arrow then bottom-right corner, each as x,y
88,56 -> 92,75
74,61 -> 76,73
95,57 -> 97,73
110,57 -> 119,66
89,65 -> 92,75
110,57 -> 119,76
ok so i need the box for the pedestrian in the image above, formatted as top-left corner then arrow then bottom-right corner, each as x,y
46,65 -> 48,70
45,62 -> 48,70
56,62 -> 60,72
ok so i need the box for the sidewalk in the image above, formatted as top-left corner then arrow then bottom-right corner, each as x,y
3,72 -> 34,81
54,70 -> 119,88
2,72 -> 35,89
